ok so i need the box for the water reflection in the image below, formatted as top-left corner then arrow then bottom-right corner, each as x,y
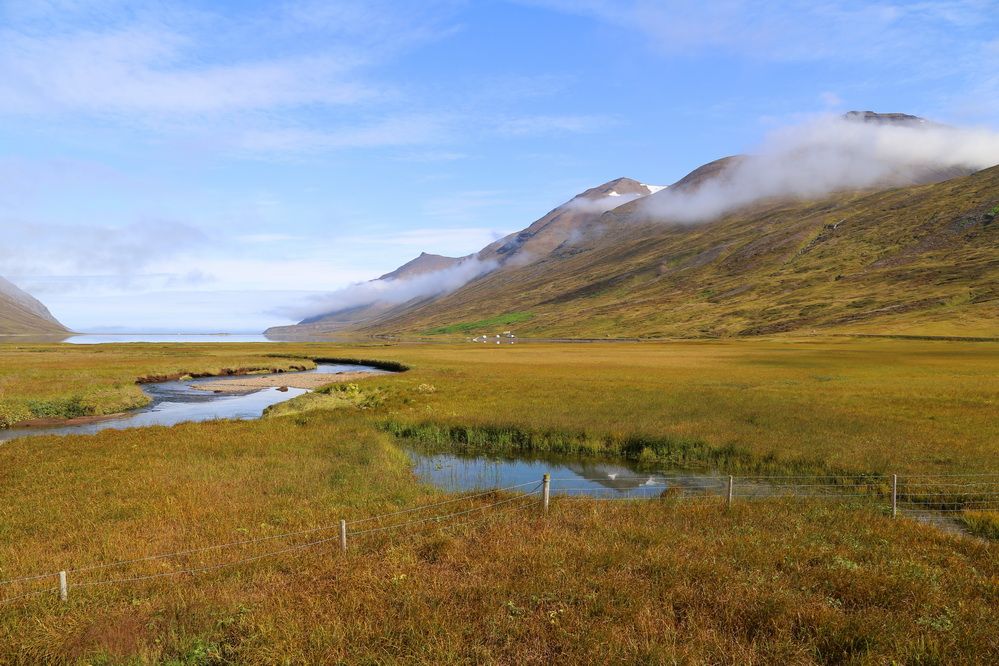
0,363 -> 382,442
405,449 -> 726,498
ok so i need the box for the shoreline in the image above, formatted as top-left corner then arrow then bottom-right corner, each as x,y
188,370 -> 379,393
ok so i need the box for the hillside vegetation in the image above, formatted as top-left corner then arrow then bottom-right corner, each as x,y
356,167 -> 999,339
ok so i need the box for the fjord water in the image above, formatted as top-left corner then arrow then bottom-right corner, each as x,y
63,334 -> 275,344
0,363 -> 383,442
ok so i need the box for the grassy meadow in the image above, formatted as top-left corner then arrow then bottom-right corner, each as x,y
0,338 -> 997,663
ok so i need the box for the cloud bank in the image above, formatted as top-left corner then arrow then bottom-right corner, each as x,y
640,114 -> 999,223
280,256 -> 497,322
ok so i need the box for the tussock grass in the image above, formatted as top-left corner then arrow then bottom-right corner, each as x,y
960,511 -> 999,540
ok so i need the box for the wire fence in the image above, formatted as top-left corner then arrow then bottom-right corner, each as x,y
1,472 -> 995,607
0,482 -> 543,607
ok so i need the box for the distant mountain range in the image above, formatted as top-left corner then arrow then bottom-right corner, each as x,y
268,112 -> 998,339
0,277 -> 68,335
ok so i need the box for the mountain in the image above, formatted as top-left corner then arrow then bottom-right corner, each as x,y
268,112 -> 998,340
343,167 -> 999,338
0,277 -> 69,335
266,178 -> 664,338
477,178 -> 662,264
378,252 -> 462,281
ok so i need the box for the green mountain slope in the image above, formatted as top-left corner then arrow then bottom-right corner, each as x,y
352,166 -> 999,339
0,277 -> 69,335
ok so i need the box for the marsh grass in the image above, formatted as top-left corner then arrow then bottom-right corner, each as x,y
0,414 -> 995,665
960,511 -> 999,540
0,339 -> 997,662
0,344 -> 316,427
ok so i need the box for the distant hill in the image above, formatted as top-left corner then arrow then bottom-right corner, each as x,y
268,112 -> 998,340
0,277 -> 69,335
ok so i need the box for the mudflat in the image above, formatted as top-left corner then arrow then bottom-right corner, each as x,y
189,370 -> 377,392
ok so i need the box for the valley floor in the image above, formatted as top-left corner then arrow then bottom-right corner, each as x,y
0,338 -> 996,663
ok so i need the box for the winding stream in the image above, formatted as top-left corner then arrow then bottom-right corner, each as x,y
0,363 -> 386,442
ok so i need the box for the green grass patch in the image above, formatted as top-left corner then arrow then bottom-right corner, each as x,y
423,312 -> 534,335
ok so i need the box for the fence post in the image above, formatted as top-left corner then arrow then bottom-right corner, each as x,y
339,519 -> 347,554
59,571 -> 68,602
891,474 -> 898,518
542,474 -> 551,514
727,475 -> 734,509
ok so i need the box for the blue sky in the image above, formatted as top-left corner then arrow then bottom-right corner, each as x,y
1,0 -> 997,332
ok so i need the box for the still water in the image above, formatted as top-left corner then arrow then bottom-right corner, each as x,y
405,448 -> 727,497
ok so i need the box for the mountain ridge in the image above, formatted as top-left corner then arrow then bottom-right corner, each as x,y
0,277 -> 69,335
267,111 -> 998,340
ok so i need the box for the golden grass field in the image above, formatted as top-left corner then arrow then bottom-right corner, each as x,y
0,338 -> 996,663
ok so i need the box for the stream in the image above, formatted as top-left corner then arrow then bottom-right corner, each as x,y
0,363 -> 386,442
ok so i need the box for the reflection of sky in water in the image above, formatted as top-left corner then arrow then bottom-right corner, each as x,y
406,449 -> 726,498
0,364 -> 382,442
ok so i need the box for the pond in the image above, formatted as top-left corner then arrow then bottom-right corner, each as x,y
0,363 -> 386,442
405,447 -> 728,498
403,447 -> 984,535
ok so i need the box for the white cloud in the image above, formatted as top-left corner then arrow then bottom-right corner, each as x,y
820,91 -> 843,107
280,256 -> 498,322
232,115 -> 451,154
495,114 -> 613,136
639,113 -> 999,223
0,27 -> 377,117
522,1 -> 995,63
0,219 -> 208,277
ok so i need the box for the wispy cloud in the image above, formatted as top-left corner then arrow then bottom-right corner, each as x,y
494,114 -> 613,136
232,115 -> 452,154
0,218 -> 208,284
0,1 -> 465,154
279,256 -> 498,322
521,1 -> 994,62
0,26 -> 375,118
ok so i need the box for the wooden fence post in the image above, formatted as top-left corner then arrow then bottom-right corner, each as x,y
891,474 -> 898,518
339,519 -> 347,554
727,475 -> 734,509
59,571 -> 68,602
542,474 -> 551,514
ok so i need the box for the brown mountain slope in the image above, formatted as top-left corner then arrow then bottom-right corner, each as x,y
266,178 -> 664,337
378,252 -> 462,281
477,177 -> 661,264
0,277 -> 69,335
347,166 -> 999,339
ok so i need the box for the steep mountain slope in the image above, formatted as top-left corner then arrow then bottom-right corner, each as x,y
0,277 -> 69,335
477,178 -> 661,264
266,178 -> 663,338
346,166 -> 999,338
